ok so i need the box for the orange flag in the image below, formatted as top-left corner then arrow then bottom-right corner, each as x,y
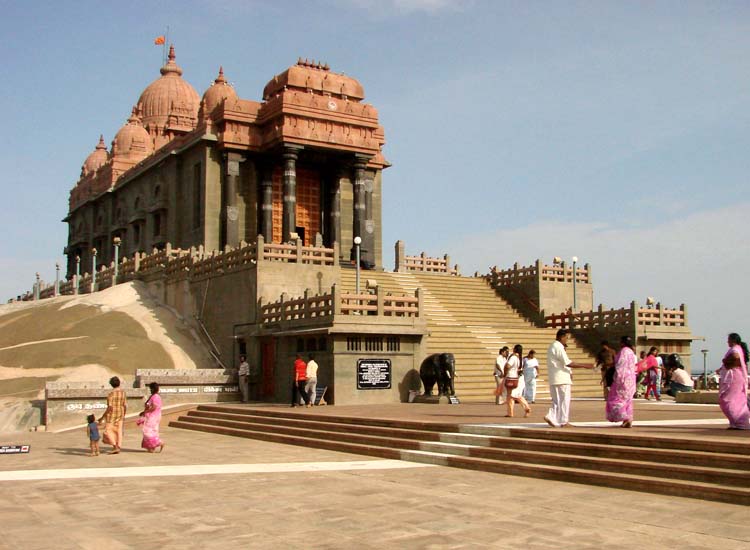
154,36 -> 165,45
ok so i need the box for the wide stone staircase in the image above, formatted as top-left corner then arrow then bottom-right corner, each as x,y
338,270 -> 601,401
171,406 -> 750,505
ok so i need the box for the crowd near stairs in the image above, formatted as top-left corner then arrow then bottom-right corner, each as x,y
171,406 -> 750,505
338,270 -> 602,401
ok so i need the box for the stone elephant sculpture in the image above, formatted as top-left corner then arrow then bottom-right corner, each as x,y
419,353 -> 456,396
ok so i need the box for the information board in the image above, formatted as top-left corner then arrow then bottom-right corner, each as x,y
356,359 -> 392,390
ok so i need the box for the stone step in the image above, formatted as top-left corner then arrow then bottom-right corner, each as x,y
171,409 -> 750,505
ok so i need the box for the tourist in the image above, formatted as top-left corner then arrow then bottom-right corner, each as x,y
138,382 -> 165,453
504,344 -> 531,418
522,349 -> 539,403
238,355 -> 250,403
544,329 -> 595,428
643,347 -> 662,401
666,359 -> 694,397
605,336 -> 637,428
291,354 -> 310,407
98,376 -> 127,454
305,354 -> 319,406
86,414 -> 100,457
494,346 -> 510,405
596,341 -> 616,399
718,333 -> 750,430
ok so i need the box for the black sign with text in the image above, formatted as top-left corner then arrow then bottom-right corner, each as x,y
0,445 -> 30,454
356,359 -> 392,390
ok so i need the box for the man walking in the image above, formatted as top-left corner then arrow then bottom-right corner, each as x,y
291,354 -> 310,407
545,329 -> 594,428
98,376 -> 127,454
305,354 -> 319,406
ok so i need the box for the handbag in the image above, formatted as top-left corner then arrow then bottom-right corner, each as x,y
504,377 -> 519,389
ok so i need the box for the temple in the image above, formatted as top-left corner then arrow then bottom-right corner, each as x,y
55,47 -> 696,407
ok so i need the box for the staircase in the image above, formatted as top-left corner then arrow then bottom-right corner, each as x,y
338,270 -> 601,401
171,406 -> 750,505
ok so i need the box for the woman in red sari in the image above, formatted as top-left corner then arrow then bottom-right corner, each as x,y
138,382 -> 165,452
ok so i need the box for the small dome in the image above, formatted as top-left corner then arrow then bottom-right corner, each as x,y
136,45 -> 200,131
200,66 -> 238,119
113,108 -> 153,157
81,135 -> 108,176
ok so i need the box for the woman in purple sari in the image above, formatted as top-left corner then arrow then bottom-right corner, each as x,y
605,335 -> 637,428
718,333 -> 750,430
139,382 -> 165,452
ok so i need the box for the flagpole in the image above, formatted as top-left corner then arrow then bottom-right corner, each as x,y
164,26 -> 170,64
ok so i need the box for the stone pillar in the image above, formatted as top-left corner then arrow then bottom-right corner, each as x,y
225,152 -> 243,247
395,240 -> 406,272
351,155 -> 371,264
328,170 -> 341,249
363,171 -> 376,267
282,145 -> 303,243
260,165 -> 274,243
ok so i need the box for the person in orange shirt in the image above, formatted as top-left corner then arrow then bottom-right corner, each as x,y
291,354 -> 311,407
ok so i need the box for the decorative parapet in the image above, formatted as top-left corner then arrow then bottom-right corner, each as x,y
394,240 -> 459,275
260,284 -> 421,329
544,301 -> 688,330
16,237 -> 339,301
489,259 -> 590,287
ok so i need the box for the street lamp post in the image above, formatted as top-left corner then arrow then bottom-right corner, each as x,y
701,348 -> 709,390
113,237 -> 121,285
75,256 -> 81,295
571,255 -> 579,312
354,236 -> 362,296
54,263 -> 60,297
34,272 -> 40,301
91,248 -> 98,292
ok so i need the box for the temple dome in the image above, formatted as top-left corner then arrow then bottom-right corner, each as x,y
81,135 -> 108,176
112,108 -> 153,157
136,45 -> 200,131
263,58 -> 365,101
200,66 -> 238,119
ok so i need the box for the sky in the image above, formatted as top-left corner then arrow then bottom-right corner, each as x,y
0,0 -> 748,370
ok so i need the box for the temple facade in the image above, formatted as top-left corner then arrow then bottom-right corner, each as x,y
65,47 -> 388,278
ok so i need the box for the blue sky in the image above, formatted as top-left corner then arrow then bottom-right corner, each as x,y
1,0 -> 748,368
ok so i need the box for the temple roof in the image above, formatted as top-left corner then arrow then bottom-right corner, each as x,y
262,58 -> 365,101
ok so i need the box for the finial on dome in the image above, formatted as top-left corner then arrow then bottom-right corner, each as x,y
160,44 -> 183,76
96,134 -> 106,149
215,66 -> 226,84
168,44 -> 175,62
127,106 -> 142,124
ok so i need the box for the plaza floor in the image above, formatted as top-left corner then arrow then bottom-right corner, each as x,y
0,399 -> 749,549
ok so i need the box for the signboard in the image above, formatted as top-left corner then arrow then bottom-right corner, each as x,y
357,358 -> 391,390
0,445 -> 30,454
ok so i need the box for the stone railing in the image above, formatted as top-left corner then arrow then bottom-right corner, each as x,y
489,259 -> 590,287
544,302 -> 687,330
394,240 -> 459,275
260,284 -> 421,326
16,237 -> 340,302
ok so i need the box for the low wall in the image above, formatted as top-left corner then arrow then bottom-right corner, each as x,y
45,383 -> 146,431
676,391 -> 718,404
135,369 -> 240,404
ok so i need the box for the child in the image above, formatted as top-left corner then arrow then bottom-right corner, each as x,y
86,414 -> 100,456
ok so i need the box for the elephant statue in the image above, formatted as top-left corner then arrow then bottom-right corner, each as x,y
419,353 -> 456,396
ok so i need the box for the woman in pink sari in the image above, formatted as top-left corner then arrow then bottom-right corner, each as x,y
138,382 -> 165,452
718,333 -> 750,430
605,335 -> 637,428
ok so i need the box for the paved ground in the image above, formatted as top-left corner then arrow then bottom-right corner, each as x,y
1,399 -> 749,549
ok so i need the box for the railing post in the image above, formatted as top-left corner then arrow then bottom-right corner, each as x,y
295,238 -> 303,263
256,235 -> 265,263
535,259 -> 543,284
257,297 -> 264,324
584,262 -> 591,285
444,254 -> 450,275
280,293 -> 288,323
376,285 -> 384,316
559,260 -> 566,282
303,289 -> 311,320
454,264 -> 460,276
597,304 -> 604,329
333,241 -> 340,267
420,251 -> 427,272
630,300 -> 639,326
416,288 -> 423,317
658,302 -> 664,325
680,303 -> 688,326
332,284 -> 341,315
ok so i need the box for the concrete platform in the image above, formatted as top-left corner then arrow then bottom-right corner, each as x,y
0,398 -> 748,549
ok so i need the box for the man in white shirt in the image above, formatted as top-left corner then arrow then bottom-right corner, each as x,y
545,329 -> 594,427
237,355 -> 250,403
494,346 -> 510,405
305,354 -> 319,406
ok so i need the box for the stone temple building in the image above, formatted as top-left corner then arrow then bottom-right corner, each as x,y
66,46 -> 387,277
59,47 -> 695,406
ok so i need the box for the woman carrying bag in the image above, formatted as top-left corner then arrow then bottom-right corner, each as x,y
504,344 -> 532,418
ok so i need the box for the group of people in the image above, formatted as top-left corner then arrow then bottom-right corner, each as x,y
291,353 -> 319,407
86,376 -> 165,456
494,345 -> 539,418
600,332 -> 750,430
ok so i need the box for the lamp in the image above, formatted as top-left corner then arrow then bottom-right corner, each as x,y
91,247 -> 98,292
571,256 -> 578,312
700,348 -> 709,389
55,262 -> 60,297
646,296 -> 655,307
354,236 -> 362,296
113,237 -> 122,284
